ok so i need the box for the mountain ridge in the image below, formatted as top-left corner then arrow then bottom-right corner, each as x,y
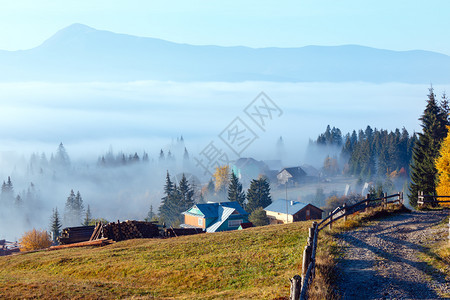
1,23 -> 449,83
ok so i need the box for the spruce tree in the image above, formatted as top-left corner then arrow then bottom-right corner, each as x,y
409,87 -> 448,207
227,172 -> 246,207
83,204 -> 92,226
50,207 -> 62,244
178,173 -> 194,211
245,177 -> 272,213
64,190 -> 84,227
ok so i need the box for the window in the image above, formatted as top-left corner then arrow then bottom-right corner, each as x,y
228,219 -> 243,227
306,210 -> 310,216
198,218 -> 203,226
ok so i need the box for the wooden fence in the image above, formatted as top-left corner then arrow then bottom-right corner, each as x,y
290,192 -> 404,300
417,191 -> 450,206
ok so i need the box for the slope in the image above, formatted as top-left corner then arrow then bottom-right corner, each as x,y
0,221 -> 310,299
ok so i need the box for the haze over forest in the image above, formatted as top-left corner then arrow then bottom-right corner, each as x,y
1,24 -> 449,241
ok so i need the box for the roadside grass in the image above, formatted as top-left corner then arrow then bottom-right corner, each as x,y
416,214 -> 449,298
307,203 -> 408,299
0,221 -> 311,299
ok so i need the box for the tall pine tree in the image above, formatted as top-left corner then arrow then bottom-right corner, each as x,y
50,207 -> 62,244
409,87 -> 448,207
246,177 -> 272,213
227,172 -> 245,207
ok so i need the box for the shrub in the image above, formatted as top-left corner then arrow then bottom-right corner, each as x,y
19,228 -> 52,251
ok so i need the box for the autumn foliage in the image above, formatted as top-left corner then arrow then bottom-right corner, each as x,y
213,165 -> 230,193
436,126 -> 450,207
19,228 -> 52,251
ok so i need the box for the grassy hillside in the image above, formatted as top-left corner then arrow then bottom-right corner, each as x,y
0,221 -> 311,299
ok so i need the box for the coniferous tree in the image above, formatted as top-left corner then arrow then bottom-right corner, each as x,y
82,204 -> 92,226
159,149 -> 165,161
409,87 -> 448,207
64,190 -> 84,226
54,142 -> 70,167
1,176 -> 14,204
227,172 -> 246,207
159,171 -> 175,225
50,207 -> 62,243
246,177 -> 272,213
145,205 -> 155,221
183,147 -> 190,161
178,173 -> 194,212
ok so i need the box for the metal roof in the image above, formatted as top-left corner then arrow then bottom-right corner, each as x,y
183,201 -> 248,219
264,199 -> 309,215
206,206 -> 236,233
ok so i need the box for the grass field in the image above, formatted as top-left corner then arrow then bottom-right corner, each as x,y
0,221 -> 312,299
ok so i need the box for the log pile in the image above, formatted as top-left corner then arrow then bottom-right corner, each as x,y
0,240 -> 20,256
91,220 -> 161,242
58,226 -> 95,245
164,227 -> 204,238
49,238 -> 114,250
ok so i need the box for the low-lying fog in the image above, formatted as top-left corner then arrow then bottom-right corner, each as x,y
0,81 -> 448,240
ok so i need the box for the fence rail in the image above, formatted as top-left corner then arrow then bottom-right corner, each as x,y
290,192 -> 403,300
417,191 -> 450,206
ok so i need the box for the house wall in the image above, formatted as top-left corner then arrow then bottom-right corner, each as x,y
215,215 -> 249,232
184,214 -> 205,229
265,210 -> 293,224
293,205 -> 323,221
277,170 -> 292,184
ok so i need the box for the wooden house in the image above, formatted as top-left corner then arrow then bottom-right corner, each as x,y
264,199 -> 323,224
277,167 -> 307,186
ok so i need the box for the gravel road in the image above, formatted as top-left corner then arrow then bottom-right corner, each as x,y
335,210 -> 449,299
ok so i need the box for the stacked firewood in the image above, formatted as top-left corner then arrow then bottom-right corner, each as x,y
90,220 -> 161,242
58,226 -> 95,245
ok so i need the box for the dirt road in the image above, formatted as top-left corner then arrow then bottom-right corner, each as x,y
336,210 -> 449,299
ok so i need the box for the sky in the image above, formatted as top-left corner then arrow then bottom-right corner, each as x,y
1,1 -> 450,55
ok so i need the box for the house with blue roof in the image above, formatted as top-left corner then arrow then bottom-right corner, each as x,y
264,199 -> 323,224
181,201 -> 249,233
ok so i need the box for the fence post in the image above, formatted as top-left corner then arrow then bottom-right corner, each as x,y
289,274 -> 301,300
383,192 -> 387,208
308,227 -> 314,245
343,203 -> 347,222
365,194 -> 370,212
328,212 -> 333,230
301,245 -> 311,278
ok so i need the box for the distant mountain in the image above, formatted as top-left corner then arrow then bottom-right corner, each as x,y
1,23 -> 449,83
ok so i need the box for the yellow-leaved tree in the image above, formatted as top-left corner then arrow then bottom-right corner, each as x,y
19,228 -> 52,251
435,125 -> 450,207
213,165 -> 230,194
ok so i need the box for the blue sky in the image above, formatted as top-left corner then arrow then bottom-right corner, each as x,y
1,0 -> 450,54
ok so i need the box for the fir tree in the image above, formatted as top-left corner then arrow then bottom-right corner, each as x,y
246,177 -> 272,213
409,87 -> 448,207
178,173 -> 194,211
183,147 -> 190,161
50,207 -> 62,244
82,204 -> 92,226
159,149 -> 165,161
145,205 -> 155,221
1,176 -> 14,204
64,190 -> 84,226
227,172 -> 246,207
54,142 -> 70,167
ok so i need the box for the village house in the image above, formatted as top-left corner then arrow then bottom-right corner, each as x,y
264,199 -> 323,224
277,167 -> 307,186
181,201 -> 249,233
